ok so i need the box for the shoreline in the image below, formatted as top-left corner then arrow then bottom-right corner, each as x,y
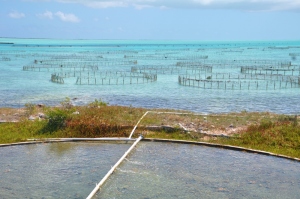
0,104 -> 295,136
1,104 -> 299,158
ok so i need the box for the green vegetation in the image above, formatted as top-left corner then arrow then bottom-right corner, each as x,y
39,108 -> 72,133
88,98 -> 109,108
0,100 -> 299,159
24,103 -> 36,116
210,119 -> 300,158
0,120 -> 57,143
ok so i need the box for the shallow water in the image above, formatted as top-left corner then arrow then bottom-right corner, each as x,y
1,38 -> 300,114
98,142 -> 300,199
0,142 -> 131,199
0,142 -> 299,198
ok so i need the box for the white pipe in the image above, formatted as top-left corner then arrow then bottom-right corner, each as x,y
128,110 -> 198,138
128,111 -> 149,138
86,135 -> 143,199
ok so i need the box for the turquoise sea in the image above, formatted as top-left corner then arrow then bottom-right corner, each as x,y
1,38 -> 300,114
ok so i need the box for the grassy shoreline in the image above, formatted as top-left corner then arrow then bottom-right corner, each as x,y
0,102 -> 299,158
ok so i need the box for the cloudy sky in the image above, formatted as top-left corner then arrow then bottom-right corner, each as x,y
1,0 -> 300,40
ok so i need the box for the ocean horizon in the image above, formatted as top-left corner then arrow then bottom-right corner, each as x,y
1,38 -> 300,114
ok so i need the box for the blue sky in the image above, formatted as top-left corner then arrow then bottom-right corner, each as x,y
1,0 -> 300,40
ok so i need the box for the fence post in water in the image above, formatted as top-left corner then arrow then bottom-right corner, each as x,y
280,80 -> 281,88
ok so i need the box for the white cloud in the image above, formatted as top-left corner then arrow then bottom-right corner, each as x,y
36,10 -> 80,22
84,1 -> 128,8
8,11 -> 25,19
193,0 -> 216,6
57,0 -> 128,8
268,0 -> 300,11
37,11 -> 54,19
133,4 -> 153,10
55,11 -> 80,22
54,0 -> 300,11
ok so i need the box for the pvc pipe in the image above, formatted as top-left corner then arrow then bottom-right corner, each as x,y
128,110 -> 198,139
86,135 -> 143,199
128,110 -> 209,138
128,111 -> 149,138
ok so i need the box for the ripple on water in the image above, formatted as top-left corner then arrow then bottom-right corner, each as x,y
98,142 -> 300,199
0,142 -> 131,199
